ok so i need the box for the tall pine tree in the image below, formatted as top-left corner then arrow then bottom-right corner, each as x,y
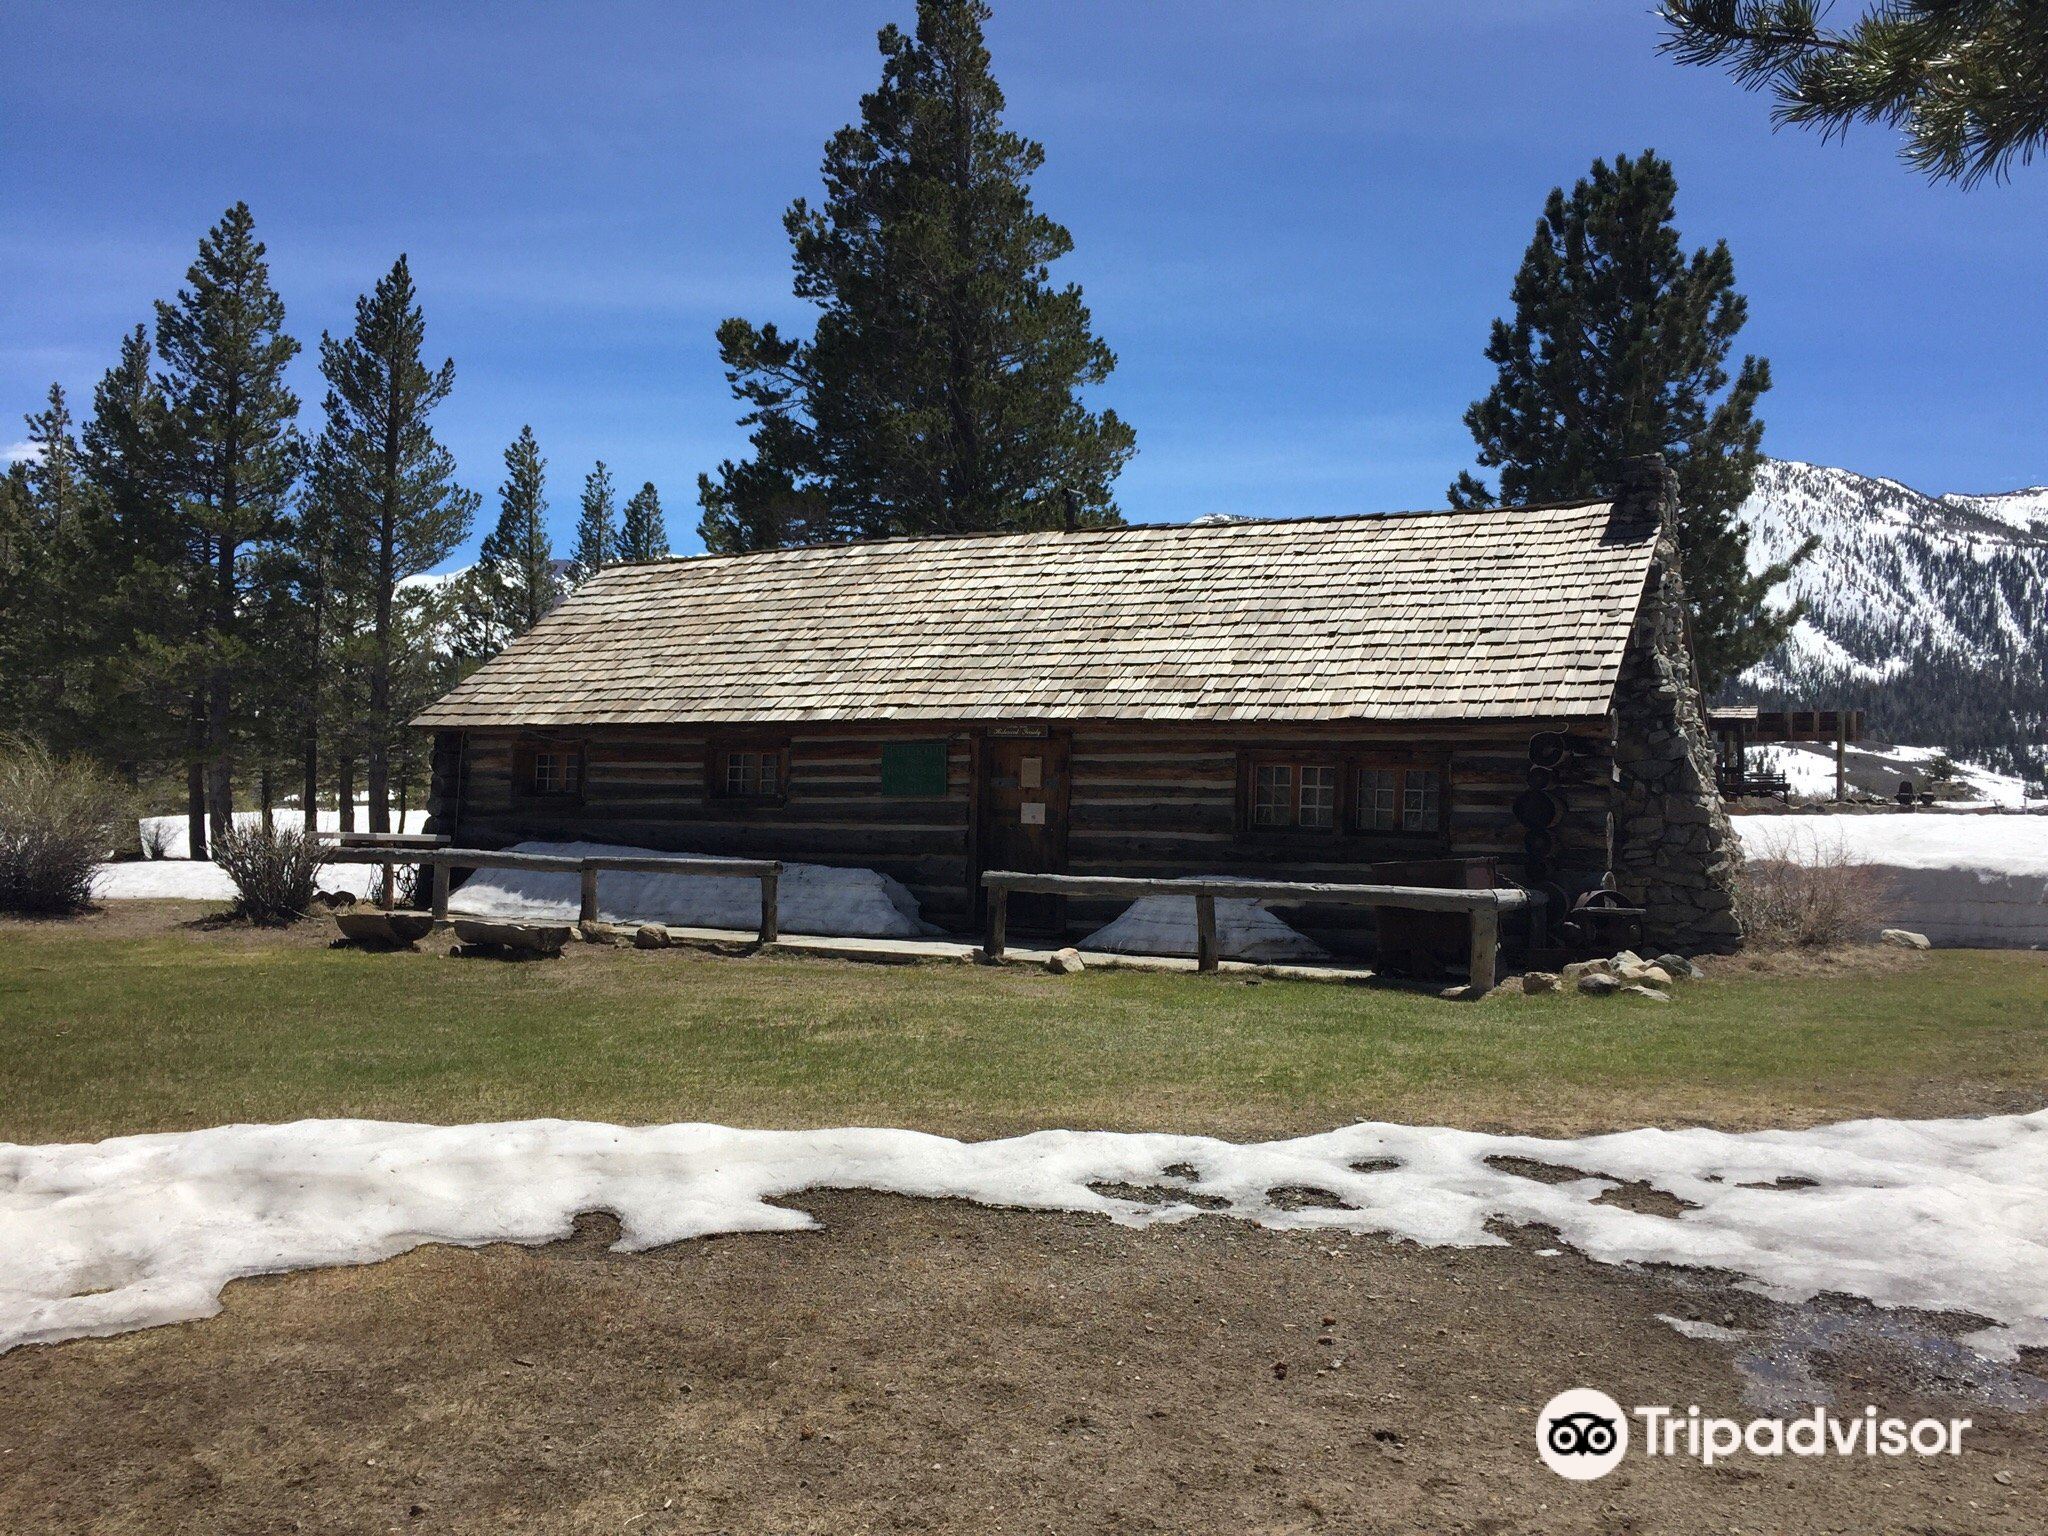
312,255 -> 478,832
570,461 -> 617,582
153,202 -> 302,853
0,387 -> 98,750
1449,151 -> 1803,690
698,0 -> 1134,552
617,481 -> 669,563
461,426 -> 556,653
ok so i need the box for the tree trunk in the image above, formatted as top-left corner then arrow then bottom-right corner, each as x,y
259,765 -> 274,832
337,760 -> 356,835
302,557 -> 324,836
185,751 -> 207,862
366,395 -> 401,835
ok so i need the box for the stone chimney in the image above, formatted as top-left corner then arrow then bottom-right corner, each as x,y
1608,454 -> 1744,955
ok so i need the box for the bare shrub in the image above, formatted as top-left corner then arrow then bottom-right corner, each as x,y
0,739 -> 135,914
138,818 -> 174,860
213,823 -> 330,925
1734,829 -> 1893,950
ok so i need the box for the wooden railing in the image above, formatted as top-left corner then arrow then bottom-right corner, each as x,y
324,845 -> 784,945
979,871 -> 1532,990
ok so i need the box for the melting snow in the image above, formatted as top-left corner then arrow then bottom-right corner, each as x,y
448,839 -> 939,938
3,1111 -> 2043,1359
1081,894 -> 1330,962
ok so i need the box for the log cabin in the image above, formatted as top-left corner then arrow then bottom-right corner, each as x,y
414,454 -> 1743,956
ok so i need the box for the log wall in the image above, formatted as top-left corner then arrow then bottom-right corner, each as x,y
429,716 -> 1616,941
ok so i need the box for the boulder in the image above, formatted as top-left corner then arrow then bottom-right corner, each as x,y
1621,983 -> 1671,1002
633,924 -> 672,950
1046,947 -> 1086,975
1439,983 -> 1479,1001
1560,959 -> 1609,986
1578,972 -> 1622,997
1639,964 -> 1674,988
1521,970 -> 1560,995
1653,953 -> 1699,981
1880,929 -> 1932,951
1612,950 -> 1644,970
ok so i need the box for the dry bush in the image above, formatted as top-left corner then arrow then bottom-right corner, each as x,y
1734,829 -> 1893,950
138,818 -> 174,860
213,823 -> 330,925
0,739 -> 135,914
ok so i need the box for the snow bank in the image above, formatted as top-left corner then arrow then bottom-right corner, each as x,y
139,806 -> 431,861
4,1111 -> 2043,1359
447,839 -> 939,939
1081,894 -> 1330,962
1736,814 -> 2048,948
93,858 -> 386,902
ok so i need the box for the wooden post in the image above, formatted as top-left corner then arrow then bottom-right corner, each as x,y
1835,714 -> 1848,803
758,867 -> 780,945
1468,902 -> 1499,993
431,861 -> 450,922
580,864 -> 600,926
380,862 -> 397,911
1195,892 -> 1219,973
985,883 -> 1008,962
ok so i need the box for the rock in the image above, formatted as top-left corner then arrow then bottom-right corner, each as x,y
1612,950 -> 1644,969
579,920 -> 621,945
1639,964 -> 1674,987
315,890 -> 357,911
1439,984 -> 1478,1001
333,910 -> 434,948
1047,947 -> 1086,975
1521,970 -> 1559,995
1578,973 -> 1622,996
1560,959 -> 1609,986
1621,984 -> 1671,1002
1613,962 -> 1651,985
1482,982 -> 1521,1001
1881,928 -> 1932,950
633,924 -> 671,950
1653,952 -> 1699,981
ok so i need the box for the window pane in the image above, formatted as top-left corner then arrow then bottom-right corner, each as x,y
1402,769 -> 1441,831
1253,763 -> 1292,826
1356,768 -> 1398,830
1299,764 -> 1335,828
759,753 -> 779,796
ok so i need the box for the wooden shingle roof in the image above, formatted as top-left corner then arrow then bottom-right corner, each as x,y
415,499 -> 1657,728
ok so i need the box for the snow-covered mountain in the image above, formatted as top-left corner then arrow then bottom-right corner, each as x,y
1735,459 -> 2047,786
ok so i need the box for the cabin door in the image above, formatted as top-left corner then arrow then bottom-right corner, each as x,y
979,734 -> 1070,934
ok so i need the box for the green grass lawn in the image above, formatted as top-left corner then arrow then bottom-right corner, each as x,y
3,902 -> 2044,1144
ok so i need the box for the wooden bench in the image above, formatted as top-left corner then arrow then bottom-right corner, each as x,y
979,871 -> 1533,991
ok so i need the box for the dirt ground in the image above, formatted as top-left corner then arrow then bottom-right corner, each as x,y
2,1194 -> 2040,1535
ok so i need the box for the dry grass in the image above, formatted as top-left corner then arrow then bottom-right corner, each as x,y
1735,827 -> 1894,949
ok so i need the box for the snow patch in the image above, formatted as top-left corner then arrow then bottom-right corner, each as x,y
4,1111 -> 2043,1359
1081,895 -> 1330,962
138,806 -> 431,862
448,839 -> 939,939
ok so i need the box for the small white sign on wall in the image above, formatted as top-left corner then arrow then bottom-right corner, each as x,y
1020,756 -> 1043,789
1020,801 -> 1046,826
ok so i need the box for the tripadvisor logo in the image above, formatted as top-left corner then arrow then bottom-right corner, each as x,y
1536,1389 -> 1971,1480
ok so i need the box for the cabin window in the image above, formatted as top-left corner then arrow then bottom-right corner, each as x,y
516,738 -> 583,800
1251,761 -> 1336,829
1240,750 -> 1450,840
1355,762 -> 1443,834
721,749 -> 781,799
880,740 -> 950,798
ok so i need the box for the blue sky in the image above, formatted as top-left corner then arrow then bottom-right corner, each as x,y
6,0 -> 2045,567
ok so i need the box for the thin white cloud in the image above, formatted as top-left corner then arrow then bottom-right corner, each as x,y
2,440 -> 46,465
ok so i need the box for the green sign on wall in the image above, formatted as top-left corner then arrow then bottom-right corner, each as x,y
880,740 -> 949,797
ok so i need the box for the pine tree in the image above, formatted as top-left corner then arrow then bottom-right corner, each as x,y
1449,152 -> 1804,690
570,461 -> 617,582
698,0 -> 1135,553
617,481 -> 669,563
312,255 -> 478,832
79,327 -> 184,782
1662,2 -> 2048,185
0,387 -> 96,749
153,202 -> 302,853
462,426 -> 556,653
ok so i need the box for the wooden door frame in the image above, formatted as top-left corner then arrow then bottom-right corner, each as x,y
970,727 -> 1072,929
